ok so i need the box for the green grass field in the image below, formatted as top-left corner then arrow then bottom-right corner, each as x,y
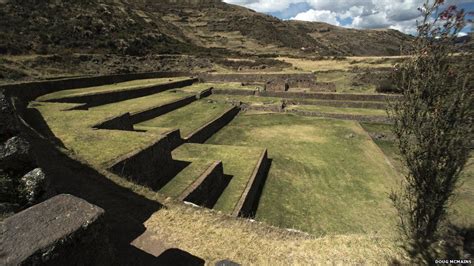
287,104 -> 387,116
136,100 -> 232,137
207,113 -> 400,235
361,122 -> 474,228
37,77 -> 191,101
173,143 -> 265,213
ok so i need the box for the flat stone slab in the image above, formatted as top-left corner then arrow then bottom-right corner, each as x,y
1,194 -> 107,265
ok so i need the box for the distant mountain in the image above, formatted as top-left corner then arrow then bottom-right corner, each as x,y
0,0 -> 412,57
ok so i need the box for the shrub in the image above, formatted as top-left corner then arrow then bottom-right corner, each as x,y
389,1 -> 473,262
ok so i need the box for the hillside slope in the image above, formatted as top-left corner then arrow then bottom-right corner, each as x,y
0,0 -> 411,57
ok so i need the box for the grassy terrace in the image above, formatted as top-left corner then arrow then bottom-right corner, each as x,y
210,82 -> 262,91
136,100 -> 233,137
176,82 -> 261,93
173,143 -> 265,213
209,94 -> 281,104
207,113 -> 400,235
286,104 -> 387,116
90,90 -> 192,117
160,159 -> 215,198
37,77 -> 191,101
32,102 -> 162,166
33,88 -> 203,166
361,123 -> 474,228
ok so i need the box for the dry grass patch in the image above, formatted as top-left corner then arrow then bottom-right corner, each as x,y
145,204 -> 406,264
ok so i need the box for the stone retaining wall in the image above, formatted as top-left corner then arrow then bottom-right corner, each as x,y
107,137 -> 174,189
212,88 -> 400,102
258,91 -> 400,101
56,78 -> 197,109
1,71 -> 192,100
212,88 -> 257,96
197,88 -> 213,99
285,99 -> 387,109
93,113 -> 134,131
1,194 -> 114,265
178,161 -> 227,208
308,82 -> 337,92
232,149 -> 270,218
162,129 -> 184,150
130,95 -> 198,124
199,73 -> 315,83
286,109 -> 391,123
185,106 -> 240,143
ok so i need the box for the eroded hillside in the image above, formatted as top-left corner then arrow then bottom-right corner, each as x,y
0,0 -> 411,57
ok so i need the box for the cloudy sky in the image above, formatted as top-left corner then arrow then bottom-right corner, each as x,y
223,0 -> 474,35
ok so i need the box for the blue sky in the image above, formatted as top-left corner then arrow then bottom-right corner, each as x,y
224,0 -> 474,35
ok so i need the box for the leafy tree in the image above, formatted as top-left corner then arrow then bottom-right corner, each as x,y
389,0 -> 473,262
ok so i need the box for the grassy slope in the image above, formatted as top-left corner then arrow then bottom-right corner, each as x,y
32,102 -> 162,166
207,113 -> 400,235
136,100 -> 232,137
146,204 -> 405,264
173,143 -> 264,213
279,56 -> 407,93
37,77 -> 190,101
160,159 -> 215,198
361,122 -> 474,228
90,91 -> 192,116
287,104 -> 387,116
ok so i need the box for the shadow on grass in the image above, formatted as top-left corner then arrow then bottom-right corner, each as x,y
18,101 -> 204,264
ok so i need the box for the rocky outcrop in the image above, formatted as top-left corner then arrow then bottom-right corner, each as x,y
1,194 -> 114,265
0,90 -> 52,217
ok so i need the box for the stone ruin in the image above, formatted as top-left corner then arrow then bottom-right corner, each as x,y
198,73 -> 336,92
264,76 -> 335,92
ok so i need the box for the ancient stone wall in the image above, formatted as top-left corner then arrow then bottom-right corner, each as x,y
232,149 -> 270,218
285,99 -> 387,109
185,106 -> 240,143
197,88 -> 213,99
107,137 -> 175,189
212,87 -> 400,101
162,129 -> 184,150
258,91 -> 400,101
56,78 -> 198,109
212,88 -> 256,96
1,72 -> 192,101
306,82 -> 337,92
1,194 -> 114,265
199,73 -> 315,83
93,113 -> 134,131
130,95 -> 197,124
286,109 -> 391,123
264,79 -> 289,91
178,161 -> 228,208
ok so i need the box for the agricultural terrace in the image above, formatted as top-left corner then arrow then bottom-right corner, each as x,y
31,70 -> 472,242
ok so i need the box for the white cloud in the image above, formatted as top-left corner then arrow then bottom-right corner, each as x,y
223,0 -> 473,34
291,9 -> 341,25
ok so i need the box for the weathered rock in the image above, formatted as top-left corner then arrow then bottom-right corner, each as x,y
0,136 -> 34,171
0,91 -> 19,142
1,194 -> 115,265
20,168 -> 49,204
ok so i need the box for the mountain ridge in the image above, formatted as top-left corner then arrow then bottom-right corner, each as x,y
0,0 -> 412,56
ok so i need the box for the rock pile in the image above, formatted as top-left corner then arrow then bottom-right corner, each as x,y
0,91 -> 51,217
